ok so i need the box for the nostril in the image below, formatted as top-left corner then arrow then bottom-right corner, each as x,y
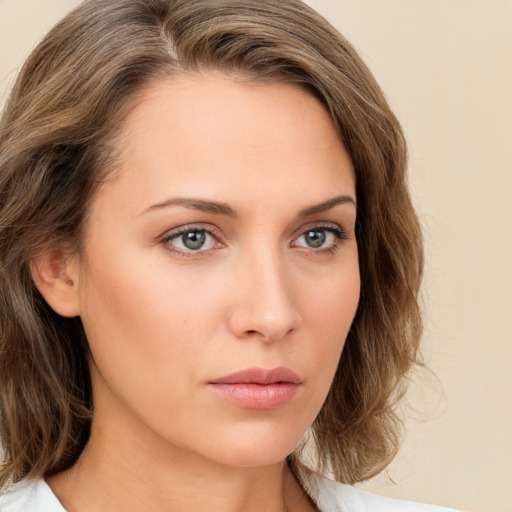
243,327 -> 295,343
245,329 -> 270,341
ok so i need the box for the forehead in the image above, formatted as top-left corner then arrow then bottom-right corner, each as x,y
96,72 -> 355,216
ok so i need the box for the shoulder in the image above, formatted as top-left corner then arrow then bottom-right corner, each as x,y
296,465 -> 459,512
0,479 -> 65,512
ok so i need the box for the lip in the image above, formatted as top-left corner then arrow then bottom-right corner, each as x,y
208,367 -> 302,410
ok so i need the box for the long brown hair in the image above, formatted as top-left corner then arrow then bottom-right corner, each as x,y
0,0 -> 423,486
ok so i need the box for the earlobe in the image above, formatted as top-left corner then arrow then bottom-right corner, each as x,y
30,249 -> 81,318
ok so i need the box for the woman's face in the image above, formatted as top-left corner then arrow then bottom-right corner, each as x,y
72,73 -> 360,467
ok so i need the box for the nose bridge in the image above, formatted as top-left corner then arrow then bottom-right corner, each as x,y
228,241 -> 300,342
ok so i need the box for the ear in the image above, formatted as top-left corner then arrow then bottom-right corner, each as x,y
30,249 -> 81,317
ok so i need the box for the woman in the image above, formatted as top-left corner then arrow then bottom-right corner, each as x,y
0,0 -> 456,510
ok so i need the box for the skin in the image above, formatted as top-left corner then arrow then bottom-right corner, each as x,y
36,73 -> 360,511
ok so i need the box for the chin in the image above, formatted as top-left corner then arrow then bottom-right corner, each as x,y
189,423 -> 304,469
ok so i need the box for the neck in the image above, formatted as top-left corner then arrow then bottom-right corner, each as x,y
48,435 -> 306,512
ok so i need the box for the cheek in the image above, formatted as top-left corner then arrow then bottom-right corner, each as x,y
294,257 -> 361,398
77,245 -> 224,406
301,257 -> 360,342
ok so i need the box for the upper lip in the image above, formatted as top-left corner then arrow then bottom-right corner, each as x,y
209,367 -> 302,385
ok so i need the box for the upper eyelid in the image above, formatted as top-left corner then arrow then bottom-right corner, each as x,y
161,221 -> 344,234
161,223 -> 221,240
160,221 -> 347,237
293,221 -> 348,237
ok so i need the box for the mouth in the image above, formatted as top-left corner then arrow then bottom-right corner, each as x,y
208,367 -> 302,410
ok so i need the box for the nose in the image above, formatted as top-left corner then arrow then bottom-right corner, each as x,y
227,249 -> 301,343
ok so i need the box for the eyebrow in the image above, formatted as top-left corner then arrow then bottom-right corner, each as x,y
140,198 -> 237,216
298,195 -> 356,216
140,194 -> 356,217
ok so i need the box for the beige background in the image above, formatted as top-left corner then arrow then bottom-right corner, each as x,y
1,1 -> 511,511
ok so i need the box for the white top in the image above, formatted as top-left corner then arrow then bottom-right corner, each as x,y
0,468 -> 459,512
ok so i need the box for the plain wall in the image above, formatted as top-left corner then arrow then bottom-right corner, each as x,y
1,1 -> 511,511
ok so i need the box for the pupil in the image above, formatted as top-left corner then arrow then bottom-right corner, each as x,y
306,230 -> 325,248
183,231 -> 206,250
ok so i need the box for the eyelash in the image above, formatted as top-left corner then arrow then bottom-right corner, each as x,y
160,224 -> 222,258
292,225 -> 348,255
160,223 -> 349,258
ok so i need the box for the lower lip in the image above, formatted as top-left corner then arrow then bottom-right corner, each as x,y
208,382 -> 300,410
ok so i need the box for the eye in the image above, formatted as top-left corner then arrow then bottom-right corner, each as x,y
162,227 -> 220,254
293,225 -> 348,251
